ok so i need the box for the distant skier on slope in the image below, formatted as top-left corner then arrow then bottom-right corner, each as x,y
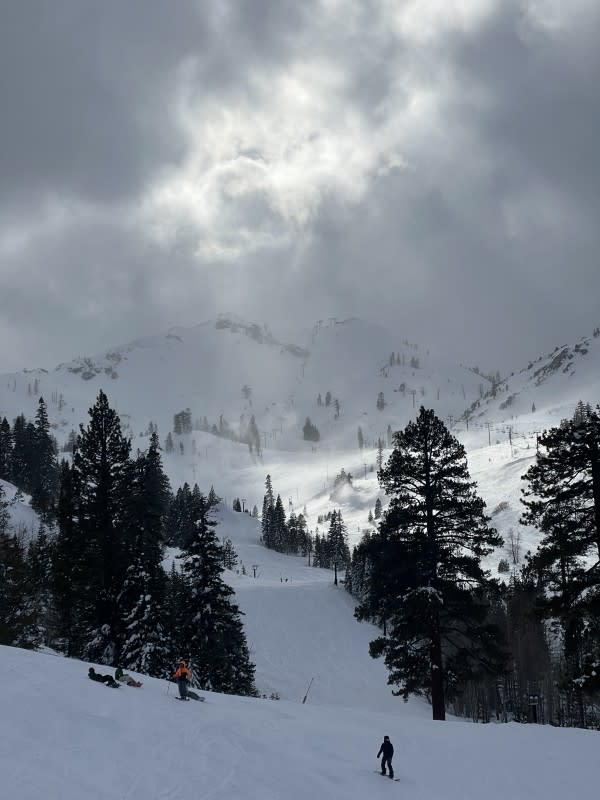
88,667 -> 120,688
173,660 -> 191,700
377,735 -> 394,779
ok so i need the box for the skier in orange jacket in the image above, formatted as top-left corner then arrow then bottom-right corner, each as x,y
173,660 -> 191,700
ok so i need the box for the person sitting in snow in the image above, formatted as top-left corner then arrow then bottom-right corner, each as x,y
172,660 -> 191,700
88,666 -> 120,688
377,735 -> 394,779
115,666 -> 142,687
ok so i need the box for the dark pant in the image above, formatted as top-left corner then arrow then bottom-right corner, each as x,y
177,678 -> 188,699
381,756 -> 393,777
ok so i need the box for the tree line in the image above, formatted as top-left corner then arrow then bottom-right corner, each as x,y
0,391 -> 255,696
260,475 -> 350,582
345,405 -> 600,727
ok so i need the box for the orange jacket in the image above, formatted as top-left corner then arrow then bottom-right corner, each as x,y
173,664 -> 190,681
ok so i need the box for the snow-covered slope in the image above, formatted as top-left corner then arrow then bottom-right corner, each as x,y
0,478 -> 39,538
2,642 -> 599,800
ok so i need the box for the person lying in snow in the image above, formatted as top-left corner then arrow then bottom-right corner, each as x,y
115,666 -> 142,687
377,735 -> 394,779
88,667 -> 120,688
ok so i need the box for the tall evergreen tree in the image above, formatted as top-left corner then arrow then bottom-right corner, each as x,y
327,510 -> 350,586
74,390 -> 131,665
119,434 -> 171,676
30,398 -> 58,516
11,414 -> 35,493
0,528 -> 38,648
52,459 -> 90,656
521,406 -> 600,720
178,492 -> 255,694
361,407 -> 504,720
0,417 -> 12,480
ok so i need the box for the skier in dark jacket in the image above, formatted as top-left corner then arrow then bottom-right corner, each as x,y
88,667 -> 120,688
377,735 -> 394,778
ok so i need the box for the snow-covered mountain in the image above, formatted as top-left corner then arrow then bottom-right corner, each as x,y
2,314 -> 599,554
0,313 -> 485,450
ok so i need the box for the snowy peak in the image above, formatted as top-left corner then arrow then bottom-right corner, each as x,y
463,326 -> 600,428
214,313 -> 309,358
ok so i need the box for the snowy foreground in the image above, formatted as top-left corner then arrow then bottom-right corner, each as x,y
2,510 -> 600,798
1,646 -> 599,800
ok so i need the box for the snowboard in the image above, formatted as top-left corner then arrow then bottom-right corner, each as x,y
374,771 -> 400,782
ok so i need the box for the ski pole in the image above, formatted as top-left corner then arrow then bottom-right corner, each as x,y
302,677 -> 314,704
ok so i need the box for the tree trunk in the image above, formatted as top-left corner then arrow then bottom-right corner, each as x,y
430,615 -> 446,720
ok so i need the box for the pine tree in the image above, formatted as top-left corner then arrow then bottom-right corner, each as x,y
165,432 -> 174,453
118,434 -> 171,676
272,495 -> 287,552
303,418 -> 320,442
376,439 -> 384,471
261,475 -> 275,547
521,407 -> 600,718
74,390 -> 132,665
178,493 -> 255,694
221,538 -> 238,570
357,427 -> 364,450
52,459 -> 90,656
374,498 -> 382,519
11,414 -> 35,494
0,483 -> 9,536
362,407 -> 504,720
0,526 -> 38,648
0,417 -> 12,480
327,510 -> 350,585
30,398 -> 58,516
26,525 -> 54,647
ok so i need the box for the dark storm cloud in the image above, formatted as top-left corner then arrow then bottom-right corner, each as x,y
1,1 -> 599,372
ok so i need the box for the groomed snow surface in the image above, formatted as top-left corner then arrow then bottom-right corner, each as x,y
2,508 -> 600,799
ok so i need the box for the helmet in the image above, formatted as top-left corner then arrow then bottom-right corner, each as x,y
384,735 -> 389,741
88,667 -> 94,673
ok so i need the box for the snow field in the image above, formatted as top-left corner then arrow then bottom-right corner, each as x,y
1,644 -> 599,800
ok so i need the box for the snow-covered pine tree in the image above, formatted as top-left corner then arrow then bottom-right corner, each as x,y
363,407 -> 504,720
118,434 -> 171,677
177,492 -> 255,695
272,494 -> 287,552
327,510 -> 350,586
74,390 -> 131,665
261,474 -> 275,548
29,398 -> 58,517
521,405 -> 600,712
51,459 -> 91,656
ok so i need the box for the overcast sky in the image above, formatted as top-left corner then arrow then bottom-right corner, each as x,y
1,0 -> 599,373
